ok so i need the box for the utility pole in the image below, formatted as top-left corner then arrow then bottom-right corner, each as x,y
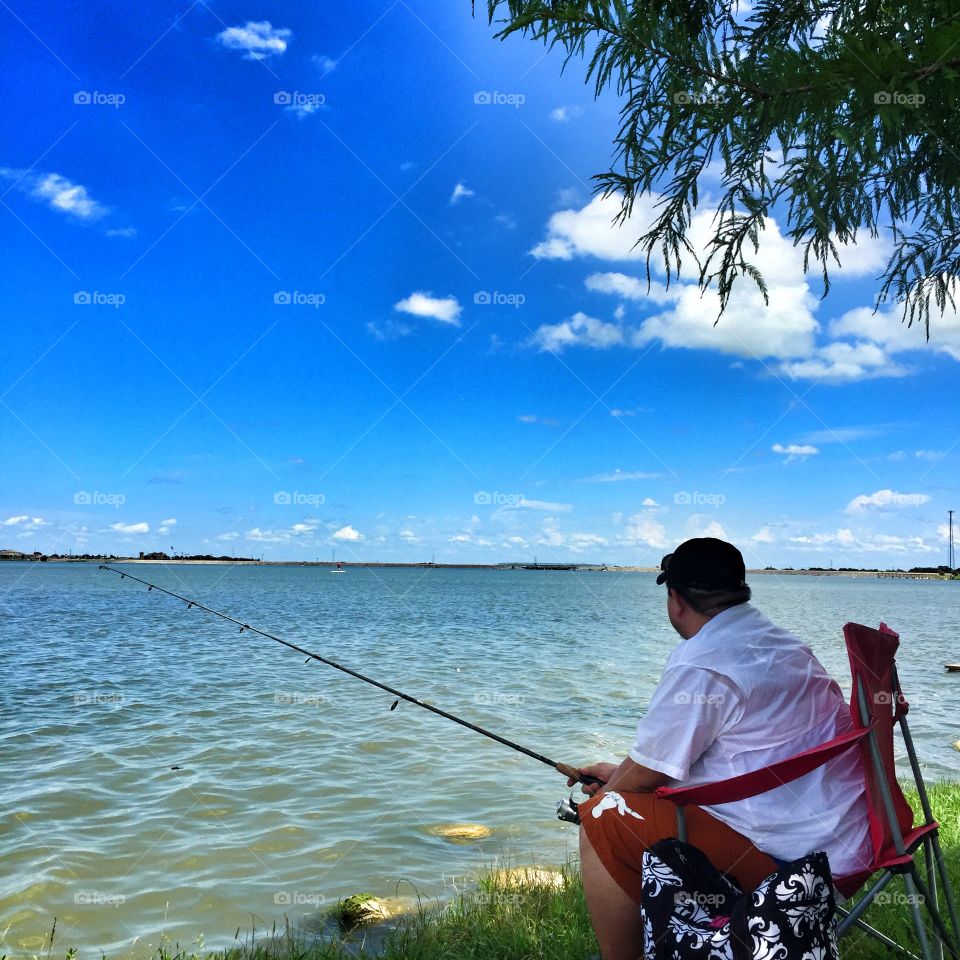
950,510 -> 955,570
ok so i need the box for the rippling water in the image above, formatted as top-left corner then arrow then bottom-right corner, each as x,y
2,563 -> 959,957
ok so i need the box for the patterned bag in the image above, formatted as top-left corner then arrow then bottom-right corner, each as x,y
641,838 -> 838,960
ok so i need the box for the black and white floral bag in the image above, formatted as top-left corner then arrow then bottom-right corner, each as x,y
641,838 -> 838,960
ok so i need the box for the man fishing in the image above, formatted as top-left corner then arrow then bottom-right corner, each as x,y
567,537 -> 872,960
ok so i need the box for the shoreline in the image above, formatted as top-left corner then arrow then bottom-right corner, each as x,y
0,557 -> 954,578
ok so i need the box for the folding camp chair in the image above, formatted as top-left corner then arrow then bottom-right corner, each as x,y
653,621 -> 960,960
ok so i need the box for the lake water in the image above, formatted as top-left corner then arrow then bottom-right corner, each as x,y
2,563 -> 959,957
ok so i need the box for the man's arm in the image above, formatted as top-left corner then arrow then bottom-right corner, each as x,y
568,756 -> 670,796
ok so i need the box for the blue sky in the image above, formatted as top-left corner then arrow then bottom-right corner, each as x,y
2,0 -> 958,567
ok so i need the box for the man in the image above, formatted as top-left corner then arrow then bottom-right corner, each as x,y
570,537 -> 872,960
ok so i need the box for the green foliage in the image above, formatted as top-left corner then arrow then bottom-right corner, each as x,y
480,0 -> 960,334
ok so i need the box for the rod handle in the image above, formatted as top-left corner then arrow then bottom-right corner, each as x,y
555,761 -> 605,787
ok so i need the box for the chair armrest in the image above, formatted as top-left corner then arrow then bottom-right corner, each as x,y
654,723 -> 872,808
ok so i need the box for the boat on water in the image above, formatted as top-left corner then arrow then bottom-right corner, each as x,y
331,560 -> 345,574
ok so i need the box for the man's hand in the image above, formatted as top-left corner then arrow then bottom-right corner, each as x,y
567,757 -> 670,797
566,762 -> 618,796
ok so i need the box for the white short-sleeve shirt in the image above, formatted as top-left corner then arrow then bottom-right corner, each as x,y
630,603 -> 872,874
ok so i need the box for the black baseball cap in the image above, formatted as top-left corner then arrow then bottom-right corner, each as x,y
656,538 -> 747,591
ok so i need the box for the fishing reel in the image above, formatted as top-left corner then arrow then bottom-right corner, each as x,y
556,794 -> 581,825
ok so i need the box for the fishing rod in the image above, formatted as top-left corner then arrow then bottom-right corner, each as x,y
98,565 -> 603,791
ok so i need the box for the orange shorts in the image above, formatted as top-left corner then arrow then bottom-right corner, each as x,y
579,790 -> 778,904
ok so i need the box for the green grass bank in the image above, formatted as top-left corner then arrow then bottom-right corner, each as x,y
12,783 -> 960,960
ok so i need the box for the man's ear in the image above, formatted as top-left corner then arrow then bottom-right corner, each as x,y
668,587 -> 685,613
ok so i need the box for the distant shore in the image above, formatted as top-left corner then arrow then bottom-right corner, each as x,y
1,554 -> 955,578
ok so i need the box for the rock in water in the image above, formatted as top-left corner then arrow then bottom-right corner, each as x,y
336,893 -> 390,929
428,823 -> 493,841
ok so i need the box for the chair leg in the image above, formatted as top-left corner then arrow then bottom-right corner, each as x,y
924,841 -> 944,960
837,909 -> 923,960
905,868 -> 936,960
837,871 -> 895,936
909,866 -> 960,960
931,833 -> 960,948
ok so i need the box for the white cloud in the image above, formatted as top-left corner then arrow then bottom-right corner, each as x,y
290,522 -> 318,535
450,182 -> 475,205
398,528 -> 421,544
550,105 -> 584,122
245,527 -> 285,543
367,319 -> 412,341
517,413 -> 559,426
580,469 -> 662,483
888,450 -> 907,461
216,21 -> 292,60
914,449 -> 945,461
332,524 -> 363,541
2,515 -> 29,526
111,521 -> 149,534
311,54 -> 338,74
285,101 -> 322,119
619,513 -> 669,549
788,527 -> 938,554
803,426 -> 883,444
157,517 -> 177,535
105,227 -> 136,238
394,291 -> 462,326
535,194 -> 945,379
845,489 -> 931,513
831,305 -> 960,362
751,526 -> 776,543
778,340 -> 907,382
218,531 -> 240,541
586,271 -> 676,305
531,193 -> 655,262
688,517 -> 729,539
772,443 -> 819,461
518,499 -> 572,513
0,169 -> 109,221
531,311 -> 624,353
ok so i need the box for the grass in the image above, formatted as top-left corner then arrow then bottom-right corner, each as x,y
9,783 -> 960,960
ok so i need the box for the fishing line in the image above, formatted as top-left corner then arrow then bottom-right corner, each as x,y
99,565 -> 603,789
